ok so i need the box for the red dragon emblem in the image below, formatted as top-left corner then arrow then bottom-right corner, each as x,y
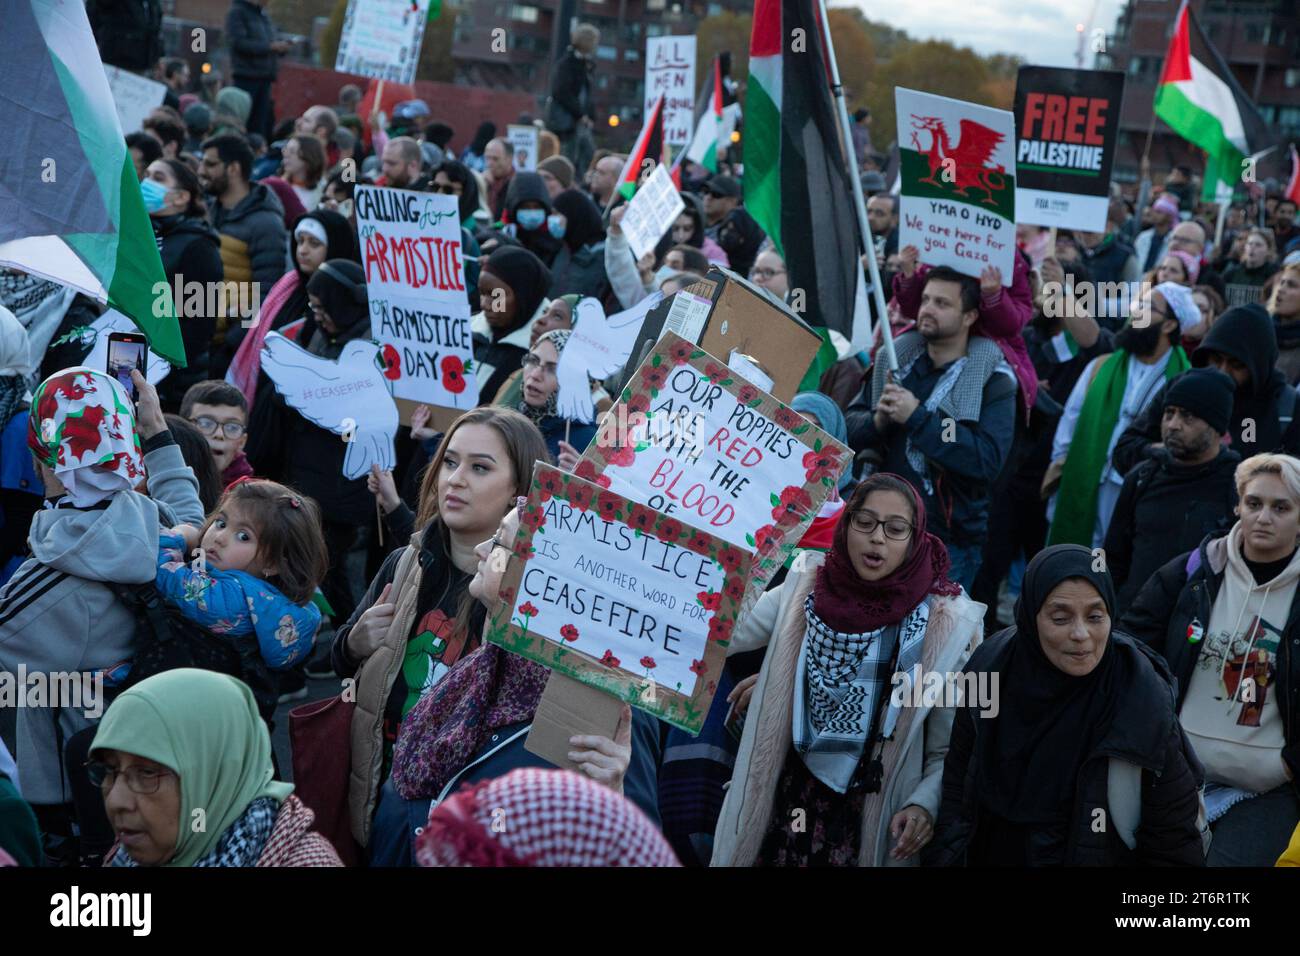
910,115 -> 1008,206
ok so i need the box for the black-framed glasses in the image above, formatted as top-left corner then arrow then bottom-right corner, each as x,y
432,183 -> 461,195
849,512 -> 914,539
85,760 -> 176,794
521,353 -> 558,375
750,268 -> 787,280
190,416 -> 246,440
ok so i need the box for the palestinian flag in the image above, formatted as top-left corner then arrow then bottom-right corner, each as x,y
613,94 -> 670,205
0,0 -> 184,365
1154,0 -> 1275,203
684,58 -> 726,174
746,0 -> 870,383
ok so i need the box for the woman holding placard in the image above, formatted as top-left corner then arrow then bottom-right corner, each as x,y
330,408 -> 543,858
517,329 -> 596,462
711,473 -> 984,867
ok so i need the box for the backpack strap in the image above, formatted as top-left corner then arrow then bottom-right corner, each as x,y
1107,757 -> 1142,851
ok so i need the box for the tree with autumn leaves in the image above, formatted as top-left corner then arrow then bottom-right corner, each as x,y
695,6 -> 1020,163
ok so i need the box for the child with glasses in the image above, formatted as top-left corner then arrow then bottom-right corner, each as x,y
180,380 -> 254,486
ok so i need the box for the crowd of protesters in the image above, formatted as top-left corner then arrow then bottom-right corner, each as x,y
2,9 -> 1300,870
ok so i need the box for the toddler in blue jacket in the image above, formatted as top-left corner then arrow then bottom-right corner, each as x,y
158,478 -> 330,670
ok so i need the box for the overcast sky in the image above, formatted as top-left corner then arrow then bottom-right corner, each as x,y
841,0 -> 1128,67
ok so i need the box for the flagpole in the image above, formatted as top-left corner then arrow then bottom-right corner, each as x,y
815,0 -> 896,372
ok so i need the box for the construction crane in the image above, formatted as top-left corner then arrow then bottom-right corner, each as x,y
1075,0 -> 1104,68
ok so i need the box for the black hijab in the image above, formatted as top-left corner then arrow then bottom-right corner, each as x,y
302,259 -> 369,357
976,544 -> 1123,824
482,246 -> 550,338
552,189 -> 605,252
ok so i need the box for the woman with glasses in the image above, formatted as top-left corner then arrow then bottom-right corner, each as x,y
90,669 -> 341,866
711,473 -> 984,866
749,248 -> 789,300
515,328 -> 597,464
380,501 -> 665,867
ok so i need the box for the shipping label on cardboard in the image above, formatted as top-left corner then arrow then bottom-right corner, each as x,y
486,463 -> 750,735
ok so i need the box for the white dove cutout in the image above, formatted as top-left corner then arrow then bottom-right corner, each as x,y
259,331 -> 399,480
554,292 -> 663,423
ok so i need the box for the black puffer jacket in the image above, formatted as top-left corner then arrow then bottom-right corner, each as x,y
1104,446 -> 1240,613
927,629 -> 1206,867
1120,533 -> 1300,788
1112,304 -> 1300,475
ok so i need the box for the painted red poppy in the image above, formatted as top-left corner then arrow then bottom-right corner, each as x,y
380,344 -> 402,381
697,590 -> 721,611
595,491 -> 623,521
625,503 -> 656,532
600,650 -> 620,668
518,602 -> 539,617
567,483 -> 594,512
440,355 -> 466,393
774,407 -> 803,431
708,616 -> 734,643
640,656 -> 657,670
703,363 -> 728,384
773,486 -> 813,524
716,545 -> 744,573
657,518 -> 684,542
560,624 -> 580,642
689,659 -> 707,676
737,384 -> 759,404
641,365 -> 670,392
574,460 -> 611,489
668,340 -> 695,365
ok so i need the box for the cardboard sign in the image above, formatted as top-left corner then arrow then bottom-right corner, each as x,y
580,332 -> 848,595
103,66 -> 166,136
524,672 -> 623,771
645,36 -> 696,146
895,88 -> 1016,283
1013,67 -> 1125,232
335,0 -> 430,85
83,310 -> 170,384
259,331 -> 398,479
355,186 -> 475,417
487,463 -> 751,734
616,267 -> 823,404
507,124 -> 539,172
621,164 -> 686,260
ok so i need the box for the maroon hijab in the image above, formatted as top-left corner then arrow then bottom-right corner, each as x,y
812,473 -> 960,633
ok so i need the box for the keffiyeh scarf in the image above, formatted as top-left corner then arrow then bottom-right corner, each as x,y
110,797 -> 278,867
793,596 -> 930,794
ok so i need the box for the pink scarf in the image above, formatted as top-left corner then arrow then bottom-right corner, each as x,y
226,271 -> 301,409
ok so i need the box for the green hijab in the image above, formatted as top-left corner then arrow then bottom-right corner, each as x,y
91,669 -> 292,867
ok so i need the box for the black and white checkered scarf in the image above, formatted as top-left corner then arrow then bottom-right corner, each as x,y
793,596 -> 930,793
110,796 -> 278,867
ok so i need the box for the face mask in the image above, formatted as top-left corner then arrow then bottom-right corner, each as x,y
547,215 -> 566,240
140,177 -> 170,214
653,265 -> 676,287
516,209 -> 546,231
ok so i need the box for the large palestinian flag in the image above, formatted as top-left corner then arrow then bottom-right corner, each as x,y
0,0 -> 184,365
1154,0 -> 1275,203
746,0 -> 869,379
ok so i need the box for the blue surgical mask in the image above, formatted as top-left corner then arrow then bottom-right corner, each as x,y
140,177 -> 169,214
547,214 -> 566,239
516,208 -> 546,231
654,264 -> 676,287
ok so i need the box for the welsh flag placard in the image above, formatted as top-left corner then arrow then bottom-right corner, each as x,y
895,87 -> 1017,284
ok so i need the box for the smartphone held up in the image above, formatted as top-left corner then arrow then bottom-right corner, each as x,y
106,332 -> 147,404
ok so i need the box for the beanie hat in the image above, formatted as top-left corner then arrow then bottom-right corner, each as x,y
537,155 -> 575,190
1164,367 -> 1235,435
